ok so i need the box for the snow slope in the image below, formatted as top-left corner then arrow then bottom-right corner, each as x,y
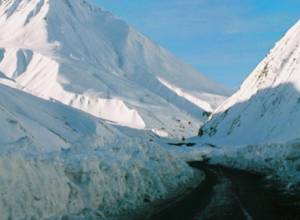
200,20 -> 300,145
0,0 -> 230,138
0,83 -> 202,219
193,20 -> 300,189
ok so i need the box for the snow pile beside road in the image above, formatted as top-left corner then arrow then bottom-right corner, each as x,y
0,83 -> 201,220
0,138 -> 201,220
207,140 -> 300,191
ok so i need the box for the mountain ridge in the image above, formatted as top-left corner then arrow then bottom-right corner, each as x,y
199,19 -> 300,145
0,0 -> 230,137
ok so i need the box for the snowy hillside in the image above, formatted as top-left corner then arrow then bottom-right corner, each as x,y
0,83 -> 202,219
0,0 -> 229,138
193,20 -> 300,189
199,19 -> 300,145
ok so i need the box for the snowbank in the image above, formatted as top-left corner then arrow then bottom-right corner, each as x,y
209,141 -> 300,192
0,137 -> 202,220
175,139 -> 300,192
189,19 -> 300,192
0,84 -> 202,220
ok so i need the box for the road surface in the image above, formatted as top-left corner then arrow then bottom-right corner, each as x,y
146,162 -> 300,220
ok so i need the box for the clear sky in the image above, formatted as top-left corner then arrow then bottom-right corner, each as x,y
90,0 -> 300,89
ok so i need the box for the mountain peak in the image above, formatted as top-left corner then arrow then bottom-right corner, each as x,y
200,19 -> 300,144
0,0 -> 230,137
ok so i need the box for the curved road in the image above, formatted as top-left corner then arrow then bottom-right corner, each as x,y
145,162 -> 300,220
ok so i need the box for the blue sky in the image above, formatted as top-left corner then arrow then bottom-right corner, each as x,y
90,0 -> 300,89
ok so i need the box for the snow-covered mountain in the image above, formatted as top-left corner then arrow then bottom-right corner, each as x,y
0,0 -> 229,138
0,82 -> 202,219
193,20 -> 300,188
199,19 -> 300,145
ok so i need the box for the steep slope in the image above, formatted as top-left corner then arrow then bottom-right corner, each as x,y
193,20 -> 300,188
0,0 -> 230,138
200,20 -> 300,145
0,83 -> 202,219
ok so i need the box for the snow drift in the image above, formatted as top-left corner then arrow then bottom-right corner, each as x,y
0,83 -> 202,219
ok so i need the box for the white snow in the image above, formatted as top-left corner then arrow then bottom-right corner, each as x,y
157,77 -> 222,113
208,140 -> 300,191
0,83 -> 203,219
5,0 -> 300,218
151,128 -> 169,138
189,19 -> 300,189
201,19 -> 300,144
0,0 -> 230,137
0,1 -> 220,218
176,138 -> 300,191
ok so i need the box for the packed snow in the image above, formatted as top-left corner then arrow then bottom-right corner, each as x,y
0,84 -> 203,219
2,0 -> 299,219
0,0 -> 221,219
173,138 -> 300,192
0,0 -> 230,138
